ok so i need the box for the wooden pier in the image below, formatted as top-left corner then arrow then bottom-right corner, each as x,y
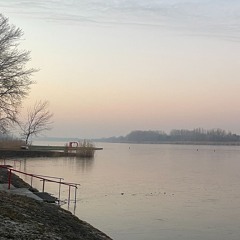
0,145 -> 103,158
29,145 -> 103,151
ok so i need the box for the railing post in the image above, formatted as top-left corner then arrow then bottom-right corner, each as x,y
1,167 -> 80,213
31,175 -> 33,187
73,186 -> 77,214
68,185 -> 71,207
42,179 -> 46,192
8,169 -> 12,190
74,186 -> 77,204
58,178 -> 62,205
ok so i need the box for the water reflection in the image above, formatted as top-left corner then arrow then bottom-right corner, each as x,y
5,143 -> 240,240
75,157 -> 94,172
22,158 -> 27,173
19,156 -> 95,174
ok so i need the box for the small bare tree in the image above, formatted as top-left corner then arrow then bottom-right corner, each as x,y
0,14 -> 36,133
21,101 -> 53,145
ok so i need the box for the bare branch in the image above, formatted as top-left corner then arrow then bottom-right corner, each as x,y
21,101 -> 53,144
0,14 -> 36,133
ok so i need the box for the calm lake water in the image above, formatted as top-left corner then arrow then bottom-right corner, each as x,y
8,142 -> 240,240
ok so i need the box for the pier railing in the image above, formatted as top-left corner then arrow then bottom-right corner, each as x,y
0,165 -> 80,207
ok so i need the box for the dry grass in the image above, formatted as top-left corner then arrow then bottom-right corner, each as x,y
76,140 -> 95,158
0,138 -> 24,149
63,140 -> 96,158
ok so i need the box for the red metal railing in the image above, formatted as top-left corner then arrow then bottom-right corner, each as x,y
0,165 -> 80,206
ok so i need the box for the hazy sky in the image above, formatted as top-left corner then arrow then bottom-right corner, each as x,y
1,0 -> 240,138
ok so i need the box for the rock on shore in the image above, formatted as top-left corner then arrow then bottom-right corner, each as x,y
0,168 -> 113,240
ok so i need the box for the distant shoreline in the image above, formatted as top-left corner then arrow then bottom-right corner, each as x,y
97,141 -> 240,146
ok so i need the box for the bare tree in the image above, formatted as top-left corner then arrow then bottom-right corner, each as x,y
21,101 -> 53,145
0,14 -> 36,133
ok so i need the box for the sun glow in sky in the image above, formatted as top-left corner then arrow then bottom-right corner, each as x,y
1,0 -> 240,138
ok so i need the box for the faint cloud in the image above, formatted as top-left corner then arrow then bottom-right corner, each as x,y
1,0 -> 240,40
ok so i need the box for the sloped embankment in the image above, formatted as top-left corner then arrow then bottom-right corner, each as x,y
0,168 -> 113,240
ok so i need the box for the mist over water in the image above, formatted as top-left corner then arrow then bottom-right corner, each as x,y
10,142 -> 240,240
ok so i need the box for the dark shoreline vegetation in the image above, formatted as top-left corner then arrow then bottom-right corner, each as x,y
0,168 -> 113,240
96,128 -> 240,145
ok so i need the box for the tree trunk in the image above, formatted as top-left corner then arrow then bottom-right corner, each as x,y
25,134 -> 30,145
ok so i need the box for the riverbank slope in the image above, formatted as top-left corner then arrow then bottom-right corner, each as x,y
0,168 -> 113,240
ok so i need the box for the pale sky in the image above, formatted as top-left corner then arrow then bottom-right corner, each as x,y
1,0 -> 240,138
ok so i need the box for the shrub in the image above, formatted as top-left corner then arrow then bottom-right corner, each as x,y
0,137 -> 24,149
76,140 -> 95,158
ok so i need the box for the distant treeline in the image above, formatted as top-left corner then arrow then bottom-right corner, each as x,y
98,128 -> 240,144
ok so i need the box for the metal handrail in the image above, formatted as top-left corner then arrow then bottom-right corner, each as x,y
0,165 -> 79,206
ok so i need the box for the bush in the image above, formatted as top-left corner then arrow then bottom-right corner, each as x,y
76,140 -> 95,158
0,137 -> 24,149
